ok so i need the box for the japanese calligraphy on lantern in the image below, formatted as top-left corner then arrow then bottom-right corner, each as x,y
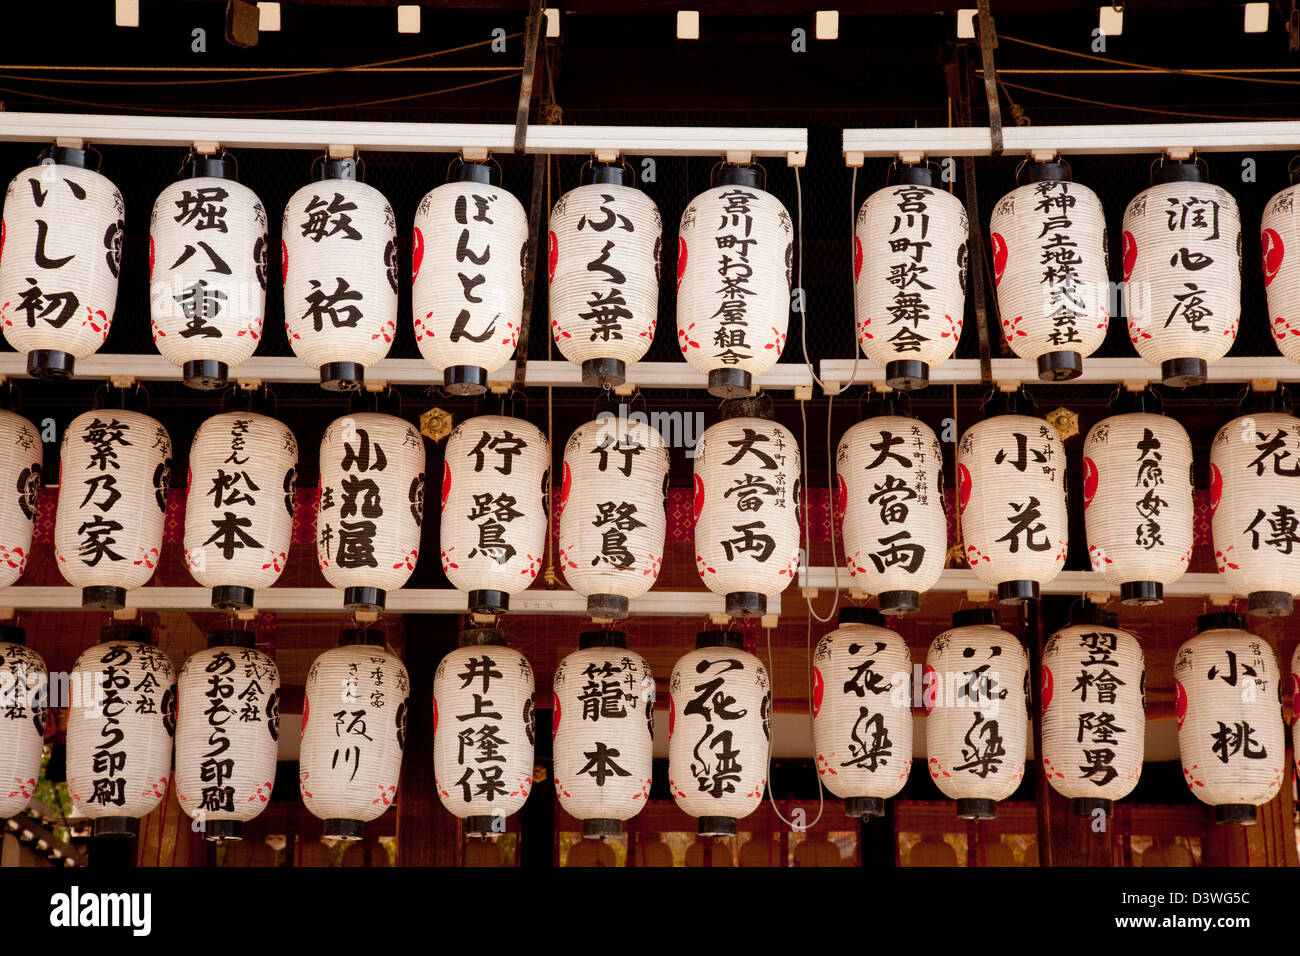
0,634 -> 47,819
0,409 -> 44,587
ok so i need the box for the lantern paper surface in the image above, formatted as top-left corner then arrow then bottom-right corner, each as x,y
54,409 -> 172,596
552,645 -> 655,824
149,176 -> 268,373
185,412 -> 298,601
66,639 -> 176,821
957,415 -> 1067,596
412,180 -> 528,376
0,410 -> 44,586
175,643 -> 281,826
440,415 -> 550,597
1262,184 -> 1300,356
838,416 -> 945,604
668,645 -> 771,821
433,644 -> 535,823
0,161 -> 125,366
1083,413 -> 1194,593
1041,624 -> 1146,803
0,640 -> 47,818
812,621 -> 912,800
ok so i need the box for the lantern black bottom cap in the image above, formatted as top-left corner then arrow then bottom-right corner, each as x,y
997,580 -> 1039,605
82,586 -> 126,611
708,367 -> 752,399
1248,590 -> 1293,617
885,359 -> 929,390
725,591 -> 766,618
581,358 -> 626,388
444,365 -> 488,396
586,593 -> 629,621
469,589 -> 509,615
205,819 -> 243,842
845,796 -> 885,819
323,818 -> 364,840
212,585 -> 255,610
182,359 -> 229,391
583,818 -> 623,839
320,361 -> 365,392
92,816 -> 136,838
343,586 -> 385,611
956,798 -> 997,821
1121,580 -> 1163,606
464,815 -> 503,838
697,816 -> 737,837
1038,350 -> 1083,381
1161,357 -> 1208,388
878,589 -> 920,616
27,349 -> 74,380
1216,804 -> 1258,826
1072,797 -> 1113,818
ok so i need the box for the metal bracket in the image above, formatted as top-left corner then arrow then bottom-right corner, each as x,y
461,146 -> 490,163
192,141 -> 221,156
785,150 -> 807,168
793,385 -> 813,401
725,150 -> 754,166
593,148 -> 620,163
110,375 -> 136,389
976,0 -> 1003,156
844,150 -> 865,169
327,144 -> 355,159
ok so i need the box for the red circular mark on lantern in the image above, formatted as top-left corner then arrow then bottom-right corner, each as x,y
923,664 -> 938,715
676,237 -> 688,291
432,697 -> 438,737
990,232 -> 1008,287
1040,664 -> 1054,712
547,230 -> 558,283
186,466 -> 193,497
835,473 -> 847,518
280,239 -> 289,279
148,235 -> 155,281
440,460 -> 451,511
1175,679 -> 1188,729
301,694 -> 310,736
1,219 -> 6,266
693,473 -> 705,518
559,461 -> 572,512
412,226 -> 424,281
812,666 -> 824,718
1291,674 -> 1299,727
1262,227 -> 1284,287
1210,462 -> 1223,515
1082,456 -> 1098,509
957,463 -> 972,515
853,236 -> 863,283
667,695 -> 675,737
552,691 -> 561,738
1122,230 -> 1137,283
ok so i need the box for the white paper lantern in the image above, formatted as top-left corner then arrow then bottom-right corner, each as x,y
811,608 -> 912,817
1041,610 -> 1145,816
1174,613 -> 1285,825
694,402 -> 801,618
1210,410 -> 1300,617
957,408 -> 1068,604
668,631 -> 771,836
412,162 -> 528,395
175,630 -> 280,841
1262,180 -> 1300,358
924,609 -> 1029,819
1122,164 -> 1242,387
838,411 -> 946,614
317,412 -> 426,611
854,166 -> 968,389
184,410 -> 297,610
0,147 -> 124,379
433,628 -> 535,836
66,625 -> 176,837
0,627 -> 47,819
282,159 -> 398,391
54,407 -> 171,610
299,629 -> 409,840
989,164 -> 1109,380
549,166 -> 661,387
0,409 -> 45,588
1083,406 -> 1194,605
676,166 -> 792,398
552,631 -> 655,837
440,414 -> 549,614
556,415 -> 669,620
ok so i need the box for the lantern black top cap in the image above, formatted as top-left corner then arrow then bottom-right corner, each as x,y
721,395 -> 774,421
1021,160 -> 1071,184
459,627 -> 508,647
952,608 -> 999,629
1155,159 -> 1206,184
581,161 -> 628,187
452,159 -> 495,185
207,630 -> 257,649
893,163 -> 935,187
711,163 -> 763,189
100,624 -> 152,645
579,630 -> 628,649
1068,604 -> 1118,629
838,606 -> 886,628
314,156 -> 359,182
1196,612 -> 1247,634
41,144 -> 89,169
696,630 -> 744,649
337,628 -> 385,647
183,153 -> 236,181
982,389 -> 1030,418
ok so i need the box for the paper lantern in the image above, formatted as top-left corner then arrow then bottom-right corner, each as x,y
412,161 -> 528,395
175,630 -> 280,841
440,414 -> 549,614
317,412 -> 426,611
282,158 -> 398,391
957,405 -> 1068,604
989,162 -> 1109,380
299,629 -> 409,840
1122,162 -> 1242,387
556,415 -> 669,620
693,400 -> 801,617
149,154 -> 268,389
66,625 -> 176,838
924,609 -> 1029,819
854,164 -> 968,389
0,146 -> 124,379
184,410 -> 297,610
1210,409 -> 1300,617
0,409 -> 45,587
1083,402 -> 1194,605
811,607 -> 912,818
1174,613 -> 1285,825
838,410 -> 946,614
0,626 -> 47,819
668,631 -> 771,836
552,631 -> 654,838
549,163 -> 661,387
1262,175 -> 1300,357
676,165 -> 792,398
433,627 -> 535,837
1040,607 -> 1146,817
54,407 -> 171,610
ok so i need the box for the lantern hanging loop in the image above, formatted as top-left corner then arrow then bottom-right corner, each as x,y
884,157 -> 942,187
310,153 -> 367,182
579,156 -> 636,186
1013,155 -> 1073,186
39,142 -> 103,171
709,158 -> 766,191
1149,153 -> 1210,185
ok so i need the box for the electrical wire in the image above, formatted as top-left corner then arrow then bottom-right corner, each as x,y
763,621 -> 825,833
997,78 -> 1300,123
